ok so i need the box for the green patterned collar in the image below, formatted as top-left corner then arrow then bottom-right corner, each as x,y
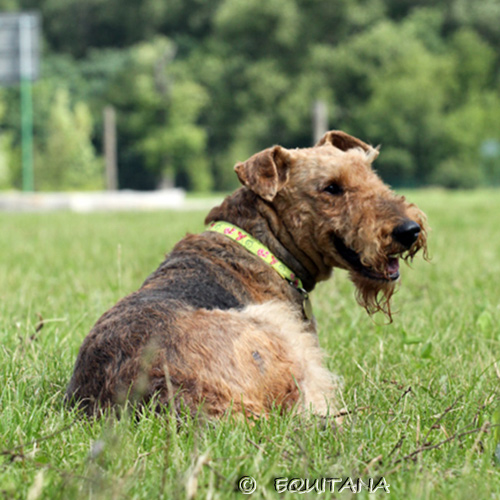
207,220 -> 313,320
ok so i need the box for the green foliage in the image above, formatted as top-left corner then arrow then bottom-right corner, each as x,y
26,0 -> 169,58
1,0 -> 500,191
35,88 -> 103,191
375,147 -> 416,186
431,158 -> 483,189
0,92 -> 15,189
450,28 -> 495,97
0,137 -> 11,189
337,16 -> 455,184
104,37 -> 212,191
214,0 -> 301,58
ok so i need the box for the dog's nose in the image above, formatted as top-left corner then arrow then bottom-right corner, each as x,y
392,219 -> 421,248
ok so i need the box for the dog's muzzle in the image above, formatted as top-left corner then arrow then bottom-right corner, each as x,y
332,236 -> 400,282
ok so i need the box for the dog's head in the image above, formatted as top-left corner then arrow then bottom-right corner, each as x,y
234,130 -> 428,317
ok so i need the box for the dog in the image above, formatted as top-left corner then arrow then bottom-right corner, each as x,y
66,130 -> 427,420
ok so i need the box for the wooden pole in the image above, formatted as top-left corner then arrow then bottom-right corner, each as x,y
103,105 -> 118,190
312,100 -> 328,145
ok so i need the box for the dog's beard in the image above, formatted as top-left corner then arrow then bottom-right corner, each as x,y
349,271 -> 398,320
347,229 -> 428,320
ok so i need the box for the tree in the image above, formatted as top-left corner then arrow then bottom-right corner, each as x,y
1,0 -> 499,191
35,88 -> 103,191
104,37 -> 212,191
0,92 -> 14,189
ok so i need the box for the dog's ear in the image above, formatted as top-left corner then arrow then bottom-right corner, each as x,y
316,130 -> 379,160
234,146 -> 290,201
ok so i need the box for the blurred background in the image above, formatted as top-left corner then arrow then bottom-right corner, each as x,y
1,0 -> 500,194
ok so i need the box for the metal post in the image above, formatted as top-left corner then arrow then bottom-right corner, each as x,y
19,15 -> 34,192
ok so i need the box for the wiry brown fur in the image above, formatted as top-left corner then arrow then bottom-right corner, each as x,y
66,130 -> 427,420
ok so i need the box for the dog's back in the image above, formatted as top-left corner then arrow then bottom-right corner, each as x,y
66,231 -> 334,416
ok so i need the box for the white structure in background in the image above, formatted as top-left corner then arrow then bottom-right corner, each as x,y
0,189 -> 187,212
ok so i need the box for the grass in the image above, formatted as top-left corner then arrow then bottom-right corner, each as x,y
1,188 -> 499,499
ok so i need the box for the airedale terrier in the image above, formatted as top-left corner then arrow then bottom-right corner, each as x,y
66,130 -> 427,419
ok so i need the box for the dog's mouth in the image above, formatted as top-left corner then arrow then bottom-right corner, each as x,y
333,236 -> 400,282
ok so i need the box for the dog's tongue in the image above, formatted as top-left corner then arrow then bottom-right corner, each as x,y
387,257 -> 399,275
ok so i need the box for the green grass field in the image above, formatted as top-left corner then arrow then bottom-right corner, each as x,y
1,189 -> 499,499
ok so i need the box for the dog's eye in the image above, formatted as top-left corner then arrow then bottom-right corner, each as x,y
324,183 -> 343,195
